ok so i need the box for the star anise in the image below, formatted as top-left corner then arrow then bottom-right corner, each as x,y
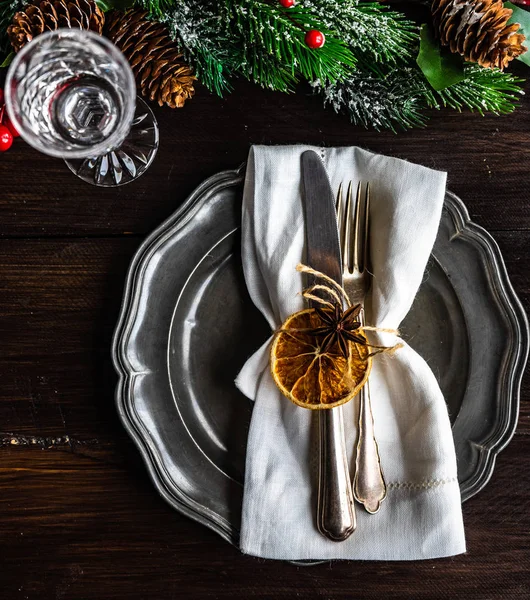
307,303 -> 365,358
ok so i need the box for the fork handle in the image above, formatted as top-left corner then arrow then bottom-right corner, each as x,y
317,407 -> 356,541
353,381 -> 387,513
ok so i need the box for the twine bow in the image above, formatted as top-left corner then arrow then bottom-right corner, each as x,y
292,263 -> 403,359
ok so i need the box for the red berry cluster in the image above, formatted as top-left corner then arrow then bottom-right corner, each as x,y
0,88 -> 20,152
277,0 -> 326,49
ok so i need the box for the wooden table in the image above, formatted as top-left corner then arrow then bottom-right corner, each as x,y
1,70 -> 528,599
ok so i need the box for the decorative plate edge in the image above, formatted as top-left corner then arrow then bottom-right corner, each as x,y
112,167 -> 244,546
443,191 -> 529,501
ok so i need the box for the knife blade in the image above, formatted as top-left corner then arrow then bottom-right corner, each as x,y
301,151 -> 342,288
301,150 -> 356,541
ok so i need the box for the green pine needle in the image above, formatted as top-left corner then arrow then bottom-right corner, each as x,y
148,1 -> 237,96
1,0 -> 525,131
304,0 -> 418,68
227,1 -> 356,90
433,64 -> 524,115
318,62 -> 524,131
316,68 -> 429,133
140,0 -> 359,93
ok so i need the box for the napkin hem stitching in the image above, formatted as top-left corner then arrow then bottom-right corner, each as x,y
387,477 -> 458,491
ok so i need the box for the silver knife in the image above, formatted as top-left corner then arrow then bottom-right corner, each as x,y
301,150 -> 356,541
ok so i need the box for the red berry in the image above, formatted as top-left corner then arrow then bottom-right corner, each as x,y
0,124 -> 13,152
305,29 -> 325,49
0,88 -> 4,105
279,0 -> 295,7
3,114 -> 20,138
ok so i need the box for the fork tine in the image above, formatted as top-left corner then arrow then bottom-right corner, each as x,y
363,183 -> 370,272
344,182 -> 354,272
336,182 -> 344,262
352,182 -> 362,272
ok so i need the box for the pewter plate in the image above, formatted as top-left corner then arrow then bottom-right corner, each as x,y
112,166 -> 529,549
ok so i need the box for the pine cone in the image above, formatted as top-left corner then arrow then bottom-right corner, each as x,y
105,9 -> 195,109
432,0 -> 527,70
8,0 -> 104,53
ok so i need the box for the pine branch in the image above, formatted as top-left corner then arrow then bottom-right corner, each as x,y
3,0 -> 524,131
143,0 -> 237,95
317,62 -> 524,131
140,0 -> 173,16
315,67 -> 429,132
142,0 -> 359,93
302,0 -> 418,68
226,0 -> 356,91
432,63 -> 524,115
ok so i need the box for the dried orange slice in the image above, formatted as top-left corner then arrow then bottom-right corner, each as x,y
270,308 -> 371,410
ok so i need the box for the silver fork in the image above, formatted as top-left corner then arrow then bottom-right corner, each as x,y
337,182 -> 386,514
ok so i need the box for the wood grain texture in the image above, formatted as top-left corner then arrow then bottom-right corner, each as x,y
0,59 -> 529,599
1,65 -> 530,237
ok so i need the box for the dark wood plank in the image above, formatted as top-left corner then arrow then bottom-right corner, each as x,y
0,436 -> 528,599
1,70 -> 530,237
0,238 -> 138,450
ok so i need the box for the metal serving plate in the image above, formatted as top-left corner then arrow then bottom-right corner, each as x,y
112,166 -> 529,549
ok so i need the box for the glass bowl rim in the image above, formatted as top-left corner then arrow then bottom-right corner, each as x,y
5,29 -> 137,160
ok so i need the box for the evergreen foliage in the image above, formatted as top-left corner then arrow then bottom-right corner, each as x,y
318,62 -> 523,131
0,0 -> 525,130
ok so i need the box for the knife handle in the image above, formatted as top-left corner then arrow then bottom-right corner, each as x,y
317,406 -> 356,541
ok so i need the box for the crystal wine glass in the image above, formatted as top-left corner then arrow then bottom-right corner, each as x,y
5,29 -> 159,187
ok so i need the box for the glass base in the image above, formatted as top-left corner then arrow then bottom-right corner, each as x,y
64,97 -> 159,187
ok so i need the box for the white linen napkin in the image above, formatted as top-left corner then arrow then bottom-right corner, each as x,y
236,145 -> 466,561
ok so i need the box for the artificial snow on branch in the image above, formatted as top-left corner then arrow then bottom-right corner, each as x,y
0,0 -> 526,130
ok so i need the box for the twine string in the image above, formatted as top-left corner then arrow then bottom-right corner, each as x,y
301,283 -> 342,308
275,264 -> 403,359
296,263 -> 352,307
